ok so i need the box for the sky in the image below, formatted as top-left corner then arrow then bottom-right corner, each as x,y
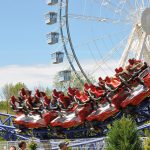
0,0 -> 136,92
0,0 -> 58,90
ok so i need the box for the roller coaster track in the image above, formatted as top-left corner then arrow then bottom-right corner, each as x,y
0,110 -> 150,150
0,109 -> 150,141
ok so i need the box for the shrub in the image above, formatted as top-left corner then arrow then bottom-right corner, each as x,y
28,140 -> 38,150
105,116 -> 142,150
144,137 -> 150,150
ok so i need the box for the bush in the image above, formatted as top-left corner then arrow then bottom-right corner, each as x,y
28,140 -> 38,150
105,116 -> 142,150
144,137 -> 150,150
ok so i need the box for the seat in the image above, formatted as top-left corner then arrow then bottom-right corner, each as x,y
75,90 -> 90,104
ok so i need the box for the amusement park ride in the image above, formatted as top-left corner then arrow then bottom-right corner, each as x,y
1,0 -> 150,142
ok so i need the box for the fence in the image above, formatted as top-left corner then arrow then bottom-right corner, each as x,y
0,138 -> 105,150
0,137 -> 148,150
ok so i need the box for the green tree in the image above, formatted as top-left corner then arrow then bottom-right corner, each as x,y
106,116 -> 142,150
2,82 -> 27,113
2,82 -> 27,100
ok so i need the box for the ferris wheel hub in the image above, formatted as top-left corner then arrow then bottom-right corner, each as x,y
141,7 -> 150,35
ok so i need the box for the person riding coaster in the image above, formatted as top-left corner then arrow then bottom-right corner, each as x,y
19,88 -> 27,100
127,58 -> 147,74
125,59 -> 148,86
121,66 -> 150,108
67,87 -> 78,99
10,96 -> 29,116
115,59 -> 147,90
57,93 -> 77,112
25,96 -> 43,117
84,83 -> 108,106
86,86 -> 129,122
10,96 -> 21,111
43,95 -> 51,110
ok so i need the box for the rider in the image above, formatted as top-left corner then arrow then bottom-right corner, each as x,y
43,95 -> 51,110
19,88 -> 27,100
10,96 -> 19,110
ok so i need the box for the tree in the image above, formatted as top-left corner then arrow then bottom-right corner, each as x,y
2,82 -> 27,100
2,82 -> 27,113
105,116 -> 142,150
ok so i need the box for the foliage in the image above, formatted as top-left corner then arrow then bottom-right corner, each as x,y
0,100 -> 14,114
0,137 -> 5,141
105,116 -> 142,150
2,82 -> 27,100
144,137 -> 150,150
45,87 -> 52,97
53,72 -> 95,93
28,140 -> 38,150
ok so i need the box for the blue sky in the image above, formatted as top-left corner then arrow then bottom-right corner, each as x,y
0,0 -> 137,92
0,0 -> 49,66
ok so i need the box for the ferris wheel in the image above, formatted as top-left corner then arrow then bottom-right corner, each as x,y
45,0 -> 150,84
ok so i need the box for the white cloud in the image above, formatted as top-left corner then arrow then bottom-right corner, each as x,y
0,59 -> 118,89
0,64 -> 64,89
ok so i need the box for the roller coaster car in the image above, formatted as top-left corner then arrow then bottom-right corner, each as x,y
86,87 -> 129,122
121,67 -> 150,108
86,102 -> 119,122
14,111 -> 58,128
50,103 -> 92,128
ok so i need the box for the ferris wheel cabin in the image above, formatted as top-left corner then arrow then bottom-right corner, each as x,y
45,12 -> 57,25
51,51 -> 64,64
46,0 -> 58,5
58,70 -> 71,82
47,32 -> 59,44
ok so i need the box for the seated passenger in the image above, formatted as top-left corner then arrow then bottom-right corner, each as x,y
10,96 -> 19,110
34,89 -> 45,101
98,77 -> 106,90
50,98 -> 59,110
52,89 -> 62,99
127,58 -> 147,74
58,93 -> 70,110
19,88 -> 27,100
44,96 -> 51,110
25,96 -> 33,110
